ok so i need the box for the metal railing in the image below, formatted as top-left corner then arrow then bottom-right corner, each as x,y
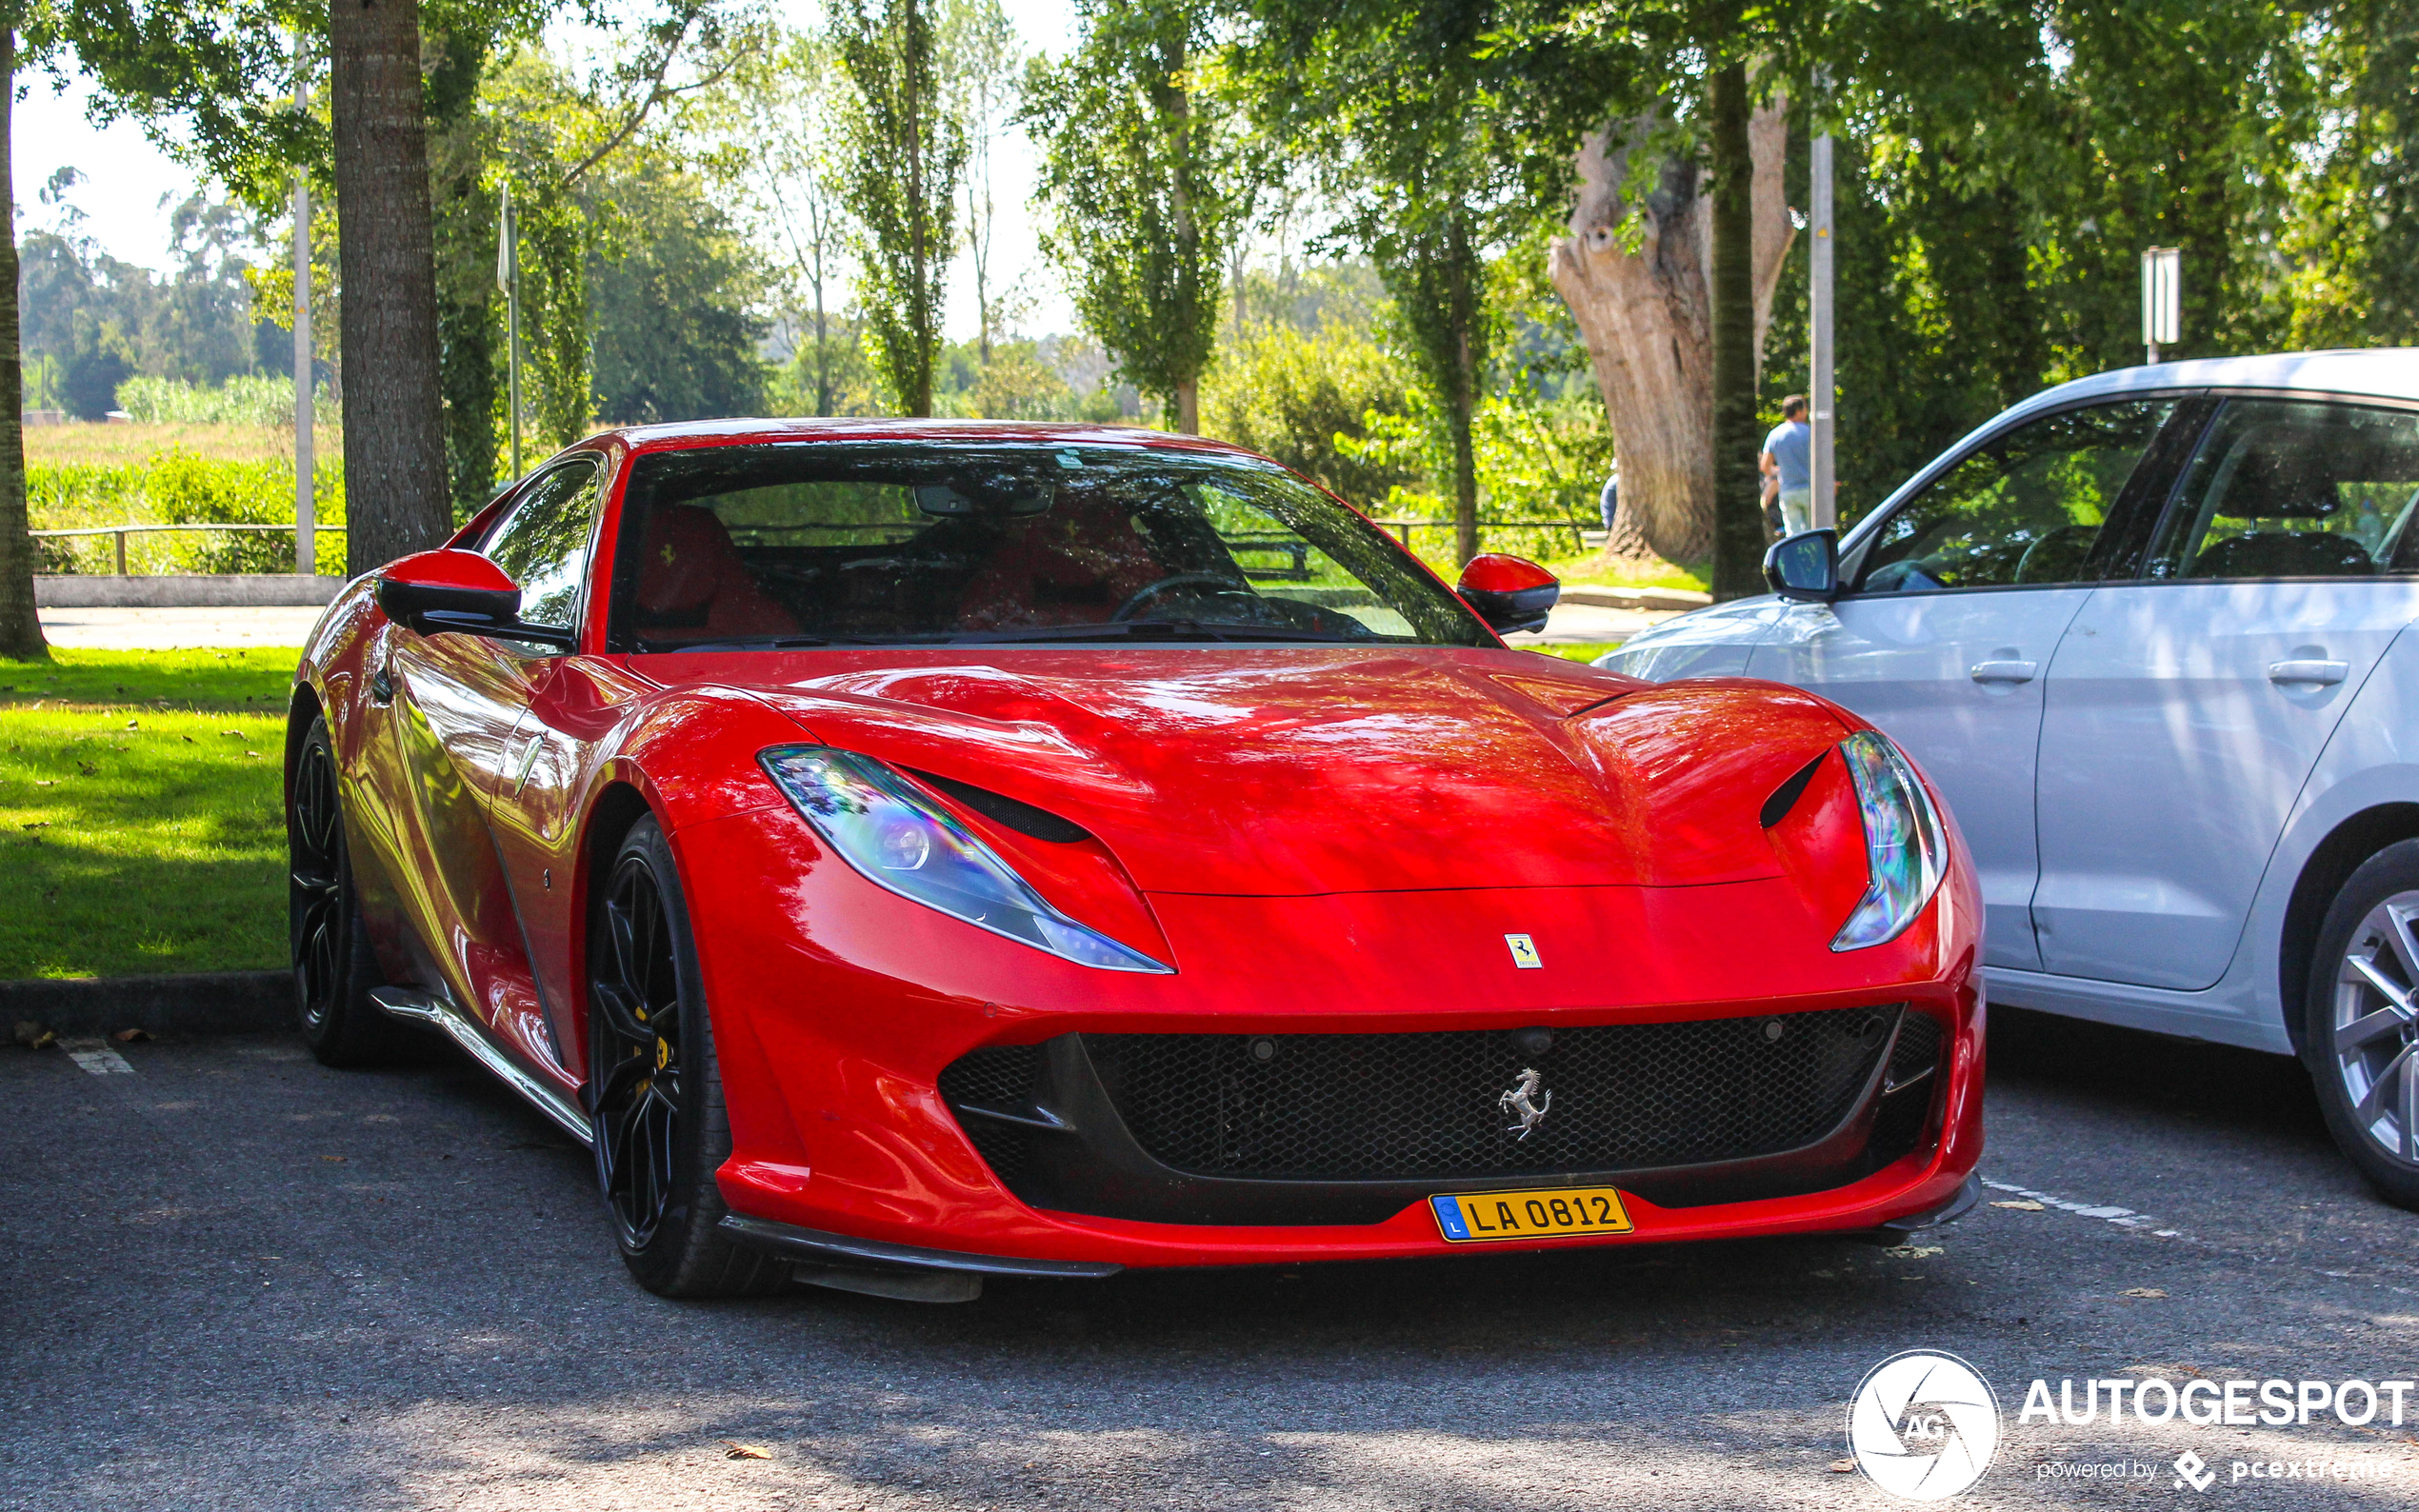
1369,517 -> 1591,552
30,523 -> 346,575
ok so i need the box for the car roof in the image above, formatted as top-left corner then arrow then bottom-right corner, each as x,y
2014,348 -> 2419,417
599,415 -> 1263,459
1844,348 -> 2419,548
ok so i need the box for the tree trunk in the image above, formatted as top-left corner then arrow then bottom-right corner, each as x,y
0,30 -> 47,659
330,0 -> 450,575
1706,63 -> 1762,601
1173,376 -> 1199,435
1449,229 -> 1481,567
903,0 -> 932,417
1548,95 -> 1793,568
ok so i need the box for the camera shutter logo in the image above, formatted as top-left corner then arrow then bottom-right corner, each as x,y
1846,1350 -> 2002,1501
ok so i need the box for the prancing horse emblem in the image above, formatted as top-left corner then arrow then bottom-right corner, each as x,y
1499,1067 -> 1551,1141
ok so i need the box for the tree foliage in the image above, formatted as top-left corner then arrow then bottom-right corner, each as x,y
831,0 -> 965,416
1026,0 -> 1244,432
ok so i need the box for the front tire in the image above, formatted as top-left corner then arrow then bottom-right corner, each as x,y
588,815 -> 788,1298
2305,839 -> 2419,1210
289,715 -> 402,1066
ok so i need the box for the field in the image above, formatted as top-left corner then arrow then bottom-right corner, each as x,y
0,648 -> 293,979
23,420 -> 340,469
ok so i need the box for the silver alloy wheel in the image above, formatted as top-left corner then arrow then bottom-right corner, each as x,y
2331,891 -> 2419,1167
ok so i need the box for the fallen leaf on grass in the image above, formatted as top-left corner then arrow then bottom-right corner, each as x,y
1829,1460 -> 1856,1473
20,822 -> 46,830
1991,1200 -> 2046,1211
111,1028 -> 150,1043
182,735 -> 194,743
2123,1288 -> 2168,1300
245,750 -> 262,758
722,1442 -> 772,1460
124,721 -> 138,730
221,729 -> 242,736
32,780 -> 52,786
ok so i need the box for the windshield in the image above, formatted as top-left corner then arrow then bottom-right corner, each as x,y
604,440 -> 1490,651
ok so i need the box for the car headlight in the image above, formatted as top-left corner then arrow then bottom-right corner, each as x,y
1831,730 -> 1948,952
760,746 -> 1171,973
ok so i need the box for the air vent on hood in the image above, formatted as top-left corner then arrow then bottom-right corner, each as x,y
1760,750 -> 1829,829
910,769 -> 1091,843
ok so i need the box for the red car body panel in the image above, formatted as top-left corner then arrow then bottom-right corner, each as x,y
292,419 -> 1986,1273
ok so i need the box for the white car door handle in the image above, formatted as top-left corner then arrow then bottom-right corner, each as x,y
2269,659 -> 2349,686
1969,660 -> 2037,685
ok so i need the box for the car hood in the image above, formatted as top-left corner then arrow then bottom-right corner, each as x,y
653,647 -> 1853,896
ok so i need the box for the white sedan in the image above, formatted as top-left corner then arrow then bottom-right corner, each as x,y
1600,349 -> 2419,1205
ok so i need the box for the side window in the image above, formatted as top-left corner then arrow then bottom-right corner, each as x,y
480,462 -> 601,631
1852,399 -> 2175,595
2147,400 -> 2419,581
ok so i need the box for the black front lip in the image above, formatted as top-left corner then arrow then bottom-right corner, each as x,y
954,1025 -> 1941,1227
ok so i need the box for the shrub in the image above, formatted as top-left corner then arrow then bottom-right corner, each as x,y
148,450 -> 348,574
1200,322 -> 1424,510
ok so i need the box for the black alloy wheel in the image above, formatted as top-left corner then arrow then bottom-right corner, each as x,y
2306,838 -> 2419,1210
289,715 -> 400,1066
586,815 -> 788,1297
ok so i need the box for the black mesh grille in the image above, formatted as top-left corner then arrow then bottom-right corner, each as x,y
937,1044 -> 1044,1183
1083,1005 -> 1903,1181
1868,1010 -> 1947,1169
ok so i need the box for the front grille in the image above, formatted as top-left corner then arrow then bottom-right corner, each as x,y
937,1043 -> 1044,1183
1867,1010 -> 1945,1169
1083,1005 -> 1905,1181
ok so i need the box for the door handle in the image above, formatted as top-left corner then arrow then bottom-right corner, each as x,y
2269,659 -> 2349,686
1969,660 -> 2038,685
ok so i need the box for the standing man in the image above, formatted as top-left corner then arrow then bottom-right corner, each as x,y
1761,395 -> 1813,538
1598,458 -> 1620,535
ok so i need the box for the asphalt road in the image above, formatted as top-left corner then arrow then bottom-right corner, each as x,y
5,1008 -> 2415,1511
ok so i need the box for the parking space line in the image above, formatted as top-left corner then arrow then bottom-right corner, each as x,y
58,1038 -> 135,1076
1984,1176 -> 2183,1239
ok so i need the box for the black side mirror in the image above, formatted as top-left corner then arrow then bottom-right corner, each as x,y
1763,529 -> 1840,603
375,550 -> 576,650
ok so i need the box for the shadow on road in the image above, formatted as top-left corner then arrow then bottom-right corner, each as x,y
1989,1003 -> 2325,1136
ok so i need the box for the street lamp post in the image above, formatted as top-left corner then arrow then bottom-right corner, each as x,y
498,184 -> 523,481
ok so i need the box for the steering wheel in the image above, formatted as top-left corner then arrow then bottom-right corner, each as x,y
1111,573 -> 1250,622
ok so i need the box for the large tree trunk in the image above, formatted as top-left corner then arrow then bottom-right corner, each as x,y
1549,94 -> 1793,567
0,30 -> 45,659
330,0 -> 451,575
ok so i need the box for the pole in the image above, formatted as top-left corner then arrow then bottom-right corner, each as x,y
2142,247 -> 2181,366
498,184 -> 522,479
292,36 -> 314,577
1809,131 -> 1835,533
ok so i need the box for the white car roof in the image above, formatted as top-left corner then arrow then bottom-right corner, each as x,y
1847,348 -> 2419,547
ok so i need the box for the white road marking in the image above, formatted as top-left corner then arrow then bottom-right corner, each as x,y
58,1038 -> 134,1076
1983,1177 -> 2182,1238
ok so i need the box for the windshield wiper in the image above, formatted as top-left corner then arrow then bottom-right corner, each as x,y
941,620 -> 1368,646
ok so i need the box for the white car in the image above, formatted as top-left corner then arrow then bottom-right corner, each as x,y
1601,350 -> 2419,1205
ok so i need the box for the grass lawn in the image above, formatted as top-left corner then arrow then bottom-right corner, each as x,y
0,648 -> 297,980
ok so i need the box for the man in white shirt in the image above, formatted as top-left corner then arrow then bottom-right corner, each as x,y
1761,395 -> 1813,537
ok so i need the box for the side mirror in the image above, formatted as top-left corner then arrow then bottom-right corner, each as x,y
1763,529 -> 1840,602
374,549 -> 575,650
1456,553 -> 1560,636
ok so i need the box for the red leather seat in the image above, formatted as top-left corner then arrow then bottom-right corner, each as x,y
956,496 -> 1166,629
630,506 -> 798,642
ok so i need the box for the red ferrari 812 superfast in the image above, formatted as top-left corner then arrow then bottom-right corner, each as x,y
287,420 -> 1983,1301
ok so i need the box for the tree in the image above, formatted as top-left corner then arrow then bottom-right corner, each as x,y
832,0 -> 965,416
1029,0 -> 1242,435
944,0 -> 1019,365
707,30 -> 856,416
588,144 -> 770,424
0,24 -> 40,656
1246,0 -> 1545,562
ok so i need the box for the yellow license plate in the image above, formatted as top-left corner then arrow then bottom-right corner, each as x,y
1429,1186 -> 1632,1243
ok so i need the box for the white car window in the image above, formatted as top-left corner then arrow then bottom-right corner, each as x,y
1852,399 -> 2174,594
2146,399 -> 2419,581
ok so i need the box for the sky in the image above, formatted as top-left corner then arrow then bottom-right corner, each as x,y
9,0 -> 1084,343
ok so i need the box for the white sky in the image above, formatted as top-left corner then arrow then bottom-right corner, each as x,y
9,0 -> 1082,341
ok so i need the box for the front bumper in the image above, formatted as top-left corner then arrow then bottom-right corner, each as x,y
679,806 -> 1988,1272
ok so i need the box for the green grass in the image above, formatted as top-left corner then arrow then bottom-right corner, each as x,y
0,649 -> 296,979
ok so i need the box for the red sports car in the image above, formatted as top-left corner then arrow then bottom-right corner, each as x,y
286,420 -> 1983,1301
